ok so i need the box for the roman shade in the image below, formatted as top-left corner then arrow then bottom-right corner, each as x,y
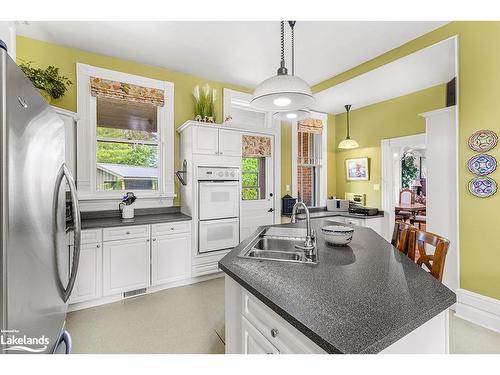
90,77 -> 165,107
298,118 -> 323,134
242,135 -> 272,157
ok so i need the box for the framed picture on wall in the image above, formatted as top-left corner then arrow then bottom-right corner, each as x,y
345,157 -> 369,181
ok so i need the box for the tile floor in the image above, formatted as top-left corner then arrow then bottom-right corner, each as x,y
66,277 -> 500,354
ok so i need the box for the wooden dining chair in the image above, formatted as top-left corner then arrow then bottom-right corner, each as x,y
407,230 -> 450,282
411,214 -> 427,230
391,221 -> 413,254
399,188 -> 415,205
397,188 -> 415,221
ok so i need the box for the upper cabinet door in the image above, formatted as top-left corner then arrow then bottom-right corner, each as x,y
192,126 -> 219,155
219,129 -> 242,157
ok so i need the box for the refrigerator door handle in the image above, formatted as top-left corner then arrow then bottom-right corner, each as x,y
54,164 -> 81,302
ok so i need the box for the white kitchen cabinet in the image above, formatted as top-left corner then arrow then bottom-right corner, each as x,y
69,243 -> 102,304
192,126 -> 242,156
192,126 -> 219,155
242,316 -> 279,354
102,237 -> 150,296
326,216 -> 383,237
219,129 -> 242,156
151,232 -> 191,286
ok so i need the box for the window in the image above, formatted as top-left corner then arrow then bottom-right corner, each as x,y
76,64 -> 174,201
292,113 -> 327,208
297,131 -> 321,207
96,97 -> 159,191
241,157 -> 266,200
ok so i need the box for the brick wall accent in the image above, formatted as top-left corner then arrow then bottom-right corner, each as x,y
298,132 -> 314,206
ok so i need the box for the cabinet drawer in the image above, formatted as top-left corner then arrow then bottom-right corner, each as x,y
344,218 -> 363,226
103,225 -> 150,241
152,221 -> 191,236
68,228 -> 102,245
242,291 -> 325,354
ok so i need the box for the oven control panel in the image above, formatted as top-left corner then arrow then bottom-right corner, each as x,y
197,166 -> 240,181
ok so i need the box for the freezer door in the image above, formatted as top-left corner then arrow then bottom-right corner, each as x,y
1,52 -> 70,354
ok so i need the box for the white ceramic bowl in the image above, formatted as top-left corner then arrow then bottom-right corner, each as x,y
321,225 -> 354,246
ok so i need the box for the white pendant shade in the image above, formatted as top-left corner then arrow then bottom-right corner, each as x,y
251,74 -> 314,112
273,109 -> 311,121
338,138 -> 359,149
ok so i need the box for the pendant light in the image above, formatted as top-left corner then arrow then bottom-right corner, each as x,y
273,21 -> 311,121
251,21 -> 314,112
338,104 -> 359,149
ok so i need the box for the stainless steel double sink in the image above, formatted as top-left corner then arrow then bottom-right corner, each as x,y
238,227 -> 318,264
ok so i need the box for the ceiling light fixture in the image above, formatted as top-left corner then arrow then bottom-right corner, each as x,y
273,109 -> 311,121
251,21 -> 314,112
338,104 -> 359,149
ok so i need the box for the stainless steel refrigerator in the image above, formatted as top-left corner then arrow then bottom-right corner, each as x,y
0,42 -> 81,354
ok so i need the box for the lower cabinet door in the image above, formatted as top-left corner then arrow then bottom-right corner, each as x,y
102,237 -> 150,296
69,243 -> 102,304
151,233 -> 191,286
242,317 -> 279,354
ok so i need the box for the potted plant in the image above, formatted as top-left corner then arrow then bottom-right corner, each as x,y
192,84 -> 217,123
19,60 -> 72,103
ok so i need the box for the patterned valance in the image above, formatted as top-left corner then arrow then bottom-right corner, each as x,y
242,135 -> 272,158
90,77 -> 164,107
298,118 -> 323,134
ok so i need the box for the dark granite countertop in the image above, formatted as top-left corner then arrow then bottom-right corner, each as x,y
284,206 -> 384,221
219,219 -> 456,354
72,207 -> 191,230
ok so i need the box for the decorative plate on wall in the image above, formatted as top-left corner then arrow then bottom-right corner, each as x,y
467,154 -> 497,176
468,130 -> 498,152
468,176 -> 498,198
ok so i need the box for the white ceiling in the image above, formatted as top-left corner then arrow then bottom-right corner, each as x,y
313,37 -> 456,114
16,21 -> 447,88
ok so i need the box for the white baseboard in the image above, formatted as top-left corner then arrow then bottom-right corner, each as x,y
455,288 -> 500,334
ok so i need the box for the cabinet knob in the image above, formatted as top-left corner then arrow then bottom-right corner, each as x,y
126,231 -> 131,235
153,238 -> 157,241
146,239 -> 150,242
96,244 -> 100,248
270,328 -> 279,338
170,227 -> 174,230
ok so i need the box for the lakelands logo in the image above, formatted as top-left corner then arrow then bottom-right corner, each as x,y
1,329 -> 49,353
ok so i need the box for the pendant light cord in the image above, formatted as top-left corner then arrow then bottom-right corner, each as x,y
277,21 -> 288,75
345,104 -> 352,139
280,21 -> 285,64
288,21 -> 296,76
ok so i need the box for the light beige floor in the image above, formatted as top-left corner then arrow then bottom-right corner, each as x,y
66,277 -> 225,353
449,311 -> 500,354
67,277 -> 500,354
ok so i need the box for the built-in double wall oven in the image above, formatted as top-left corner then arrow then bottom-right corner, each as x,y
197,166 -> 240,254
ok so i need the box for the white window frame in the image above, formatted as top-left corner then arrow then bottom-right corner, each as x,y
292,111 -> 328,208
76,63 -> 174,203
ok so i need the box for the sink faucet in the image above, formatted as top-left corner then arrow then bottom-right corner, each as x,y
290,202 -> 315,253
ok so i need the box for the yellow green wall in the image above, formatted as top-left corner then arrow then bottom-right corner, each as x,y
334,84 -> 446,208
280,121 -> 292,197
15,35 -> 251,205
313,21 -> 500,300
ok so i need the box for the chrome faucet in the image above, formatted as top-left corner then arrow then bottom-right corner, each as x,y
290,202 -> 315,253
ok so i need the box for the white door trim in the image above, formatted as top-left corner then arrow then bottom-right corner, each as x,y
380,133 -> 426,241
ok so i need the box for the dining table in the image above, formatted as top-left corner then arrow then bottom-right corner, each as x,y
394,203 -> 426,219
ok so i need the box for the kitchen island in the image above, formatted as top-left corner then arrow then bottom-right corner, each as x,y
219,219 -> 456,354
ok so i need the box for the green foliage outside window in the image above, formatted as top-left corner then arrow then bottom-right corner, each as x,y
242,157 -> 260,200
96,127 -> 158,168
